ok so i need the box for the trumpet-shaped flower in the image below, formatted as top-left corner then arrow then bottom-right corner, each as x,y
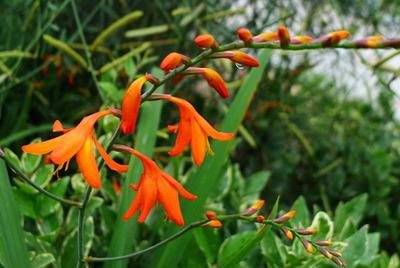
121,76 -> 148,134
115,145 -> 197,226
182,67 -> 229,98
22,110 -> 129,188
153,94 -> 234,166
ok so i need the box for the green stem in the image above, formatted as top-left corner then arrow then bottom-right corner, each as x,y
85,219 -> 209,262
76,186 -> 93,268
0,153 -> 81,207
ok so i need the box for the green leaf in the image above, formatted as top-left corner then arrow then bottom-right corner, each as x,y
3,148 -> 22,171
193,227 -> 221,264
342,225 -> 380,267
218,230 -> 258,267
12,189 -> 38,219
334,193 -> 368,229
261,232 -> 287,268
243,170 -> 270,197
21,138 -> 43,173
0,159 -> 31,267
31,253 -> 55,268
148,49 -> 271,268
290,196 -> 310,228
309,212 -> 334,240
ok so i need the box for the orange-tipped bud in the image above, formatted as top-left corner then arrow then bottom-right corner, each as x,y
183,67 -> 228,98
160,53 -> 191,70
312,30 -> 350,47
290,35 -> 313,44
318,246 -> 333,259
194,34 -> 217,49
278,26 -> 290,48
205,211 -> 217,220
301,237 -> 313,254
256,215 -> 265,223
237,28 -> 253,44
121,76 -> 148,134
241,200 -> 265,216
203,220 -> 222,228
253,32 -> 279,42
212,51 -> 259,67
327,248 -> 342,257
350,36 -> 384,48
282,226 -> 293,240
296,228 -> 318,235
273,210 -> 296,223
313,240 -> 333,246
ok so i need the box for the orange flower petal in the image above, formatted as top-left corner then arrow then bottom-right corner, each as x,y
22,135 -> 63,155
162,173 -> 197,200
137,176 -> 158,223
76,136 -> 101,189
160,52 -> 182,70
168,119 -> 191,156
157,177 -> 184,226
121,76 -> 147,134
92,135 -> 129,173
201,68 -> 228,98
122,183 -> 143,220
190,121 -> 207,166
195,114 -> 234,141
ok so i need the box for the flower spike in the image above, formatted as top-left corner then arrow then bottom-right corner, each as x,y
121,76 -> 148,134
151,94 -> 234,166
22,110 -> 129,188
115,145 -> 197,226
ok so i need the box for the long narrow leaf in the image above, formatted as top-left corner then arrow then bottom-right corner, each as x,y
0,159 -> 31,267
105,68 -> 164,268
148,49 -> 271,268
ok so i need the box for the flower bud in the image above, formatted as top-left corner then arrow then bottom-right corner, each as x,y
241,200 -> 265,216
237,28 -> 253,45
145,73 -> 160,85
311,30 -> 350,47
202,220 -> 222,228
255,215 -> 265,223
278,26 -> 290,48
205,211 -> 217,220
301,237 -> 313,254
313,240 -> 333,246
281,226 -> 293,240
273,210 -> 296,223
327,248 -> 342,257
160,53 -> 191,70
290,35 -> 313,44
295,228 -> 318,235
194,34 -> 218,49
318,246 -> 332,259
253,32 -> 279,43
331,256 -> 343,266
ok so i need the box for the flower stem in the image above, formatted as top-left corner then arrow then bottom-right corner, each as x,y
76,186 -> 93,268
84,219 -> 209,262
0,153 -> 81,207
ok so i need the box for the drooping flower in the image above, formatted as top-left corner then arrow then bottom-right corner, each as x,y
182,67 -> 229,98
209,51 -> 259,67
121,76 -> 148,134
22,110 -> 129,188
152,94 -> 234,166
115,145 -> 197,226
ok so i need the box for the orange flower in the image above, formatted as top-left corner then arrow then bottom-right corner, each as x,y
121,76 -> 148,134
22,110 -> 129,188
183,67 -> 229,98
153,94 -> 234,166
115,145 -> 197,226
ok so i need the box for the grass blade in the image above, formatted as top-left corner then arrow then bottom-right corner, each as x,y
0,159 -> 31,267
